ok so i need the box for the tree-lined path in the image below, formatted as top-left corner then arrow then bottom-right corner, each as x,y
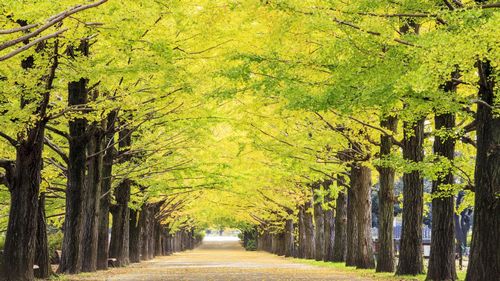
67,239 -> 371,281
1,1 -> 499,281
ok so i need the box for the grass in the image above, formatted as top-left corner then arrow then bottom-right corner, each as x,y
289,258 -> 467,281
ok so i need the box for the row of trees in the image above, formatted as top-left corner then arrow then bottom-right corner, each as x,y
0,1 -> 498,281
0,1 -> 217,280
204,1 -> 499,281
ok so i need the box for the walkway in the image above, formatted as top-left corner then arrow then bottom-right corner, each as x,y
66,240 -> 372,281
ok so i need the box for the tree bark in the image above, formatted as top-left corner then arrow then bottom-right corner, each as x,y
140,205 -> 150,260
154,222 -> 162,257
304,197 -> 316,259
465,60 -> 500,281
297,205 -> 306,258
313,183 -> 325,261
284,218 -> 294,257
109,129 -> 131,266
397,118 -> 425,275
333,184 -> 347,262
427,79 -> 457,280
97,111 -> 116,270
376,116 -> 397,272
81,125 -> 104,272
129,209 -> 142,263
35,193 -> 52,279
3,38 -> 51,281
346,173 -> 358,266
353,164 -> 375,269
324,191 -> 335,262
59,76 -> 89,274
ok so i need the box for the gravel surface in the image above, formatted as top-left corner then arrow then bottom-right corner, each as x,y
65,241 -> 373,281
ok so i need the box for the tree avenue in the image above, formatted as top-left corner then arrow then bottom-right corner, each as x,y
0,1 -> 498,281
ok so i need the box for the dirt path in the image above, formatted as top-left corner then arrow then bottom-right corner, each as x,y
66,240 -> 373,281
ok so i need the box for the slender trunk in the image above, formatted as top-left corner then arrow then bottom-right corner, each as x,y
324,192 -> 335,262
35,193 -> 52,279
140,205 -> 150,260
297,206 -> 306,258
155,222 -> 162,256
284,218 -> 294,257
353,164 -> 375,269
376,116 -> 397,272
465,60 -> 500,281
109,129 -> 131,266
427,78 -> 457,280
97,111 -> 116,270
333,184 -> 347,262
147,206 -> 155,259
129,209 -> 142,263
59,76 -> 89,274
304,198 -> 316,259
346,173 -> 358,266
313,184 -> 325,261
397,118 -> 425,275
82,126 -> 104,272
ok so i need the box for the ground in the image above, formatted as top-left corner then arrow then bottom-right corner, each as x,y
61,239 -> 374,281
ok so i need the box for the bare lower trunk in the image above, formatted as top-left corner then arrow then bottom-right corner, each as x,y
284,219 -> 294,257
304,198 -> 316,259
353,164 -> 375,269
397,118 -> 425,275
35,193 -> 52,279
465,60 -> 500,281
346,174 -> 358,266
96,111 -> 116,270
109,129 -> 131,266
297,206 -> 306,258
427,104 -> 457,280
376,116 -> 397,272
129,209 -> 142,263
324,192 -> 335,262
313,185 -> 325,261
82,127 -> 104,272
59,77 -> 89,274
333,185 -> 347,262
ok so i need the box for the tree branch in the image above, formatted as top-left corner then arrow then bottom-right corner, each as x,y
0,0 -> 108,52
44,137 -> 69,164
0,131 -> 18,147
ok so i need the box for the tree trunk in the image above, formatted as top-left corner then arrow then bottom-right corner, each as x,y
397,118 -> 425,275
59,77 -> 89,274
284,218 -> 294,257
376,116 -> 397,272
82,126 -> 104,272
333,185 -> 347,262
324,192 -> 335,262
3,34 -> 51,281
129,209 -> 142,263
35,193 -> 52,279
427,77 -> 457,280
297,206 -> 306,258
97,111 -> 116,270
465,60 -> 500,281
304,198 -> 316,259
346,174 -> 358,266
155,222 -> 162,257
147,207 -> 155,259
353,164 -> 375,269
140,205 -> 150,260
313,184 -> 325,261
109,129 -> 131,266
4,134 -> 45,281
